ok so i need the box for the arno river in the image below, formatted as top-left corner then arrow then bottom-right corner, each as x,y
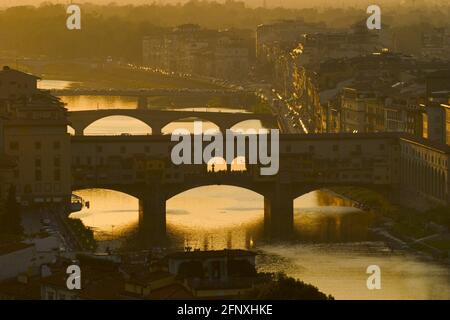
42,80 -> 450,300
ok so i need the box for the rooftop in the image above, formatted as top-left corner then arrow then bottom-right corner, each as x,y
0,66 -> 40,80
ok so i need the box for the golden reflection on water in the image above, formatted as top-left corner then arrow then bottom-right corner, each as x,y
70,188 -> 450,300
61,95 -> 138,110
70,189 -> 139,240
65,95 -> 450,299
258,243 -> 450,300
71,188 -> 364,243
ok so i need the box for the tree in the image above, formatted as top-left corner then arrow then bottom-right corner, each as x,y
0,186 -> 23,237
247,273 -> 334,300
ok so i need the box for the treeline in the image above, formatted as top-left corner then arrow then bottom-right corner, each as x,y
0,1 -> 449,61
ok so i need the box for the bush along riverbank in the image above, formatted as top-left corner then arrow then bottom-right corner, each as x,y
65,217 -> 97,252
328,186 -> 450,262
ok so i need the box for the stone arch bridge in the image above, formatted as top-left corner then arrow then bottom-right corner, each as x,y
67,109 -> 278,135
69,133 -> 450,245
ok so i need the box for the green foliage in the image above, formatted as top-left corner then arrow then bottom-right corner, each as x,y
330,186 -> 450,241
329,186 -> 396,216
248,273 -> 333,300
66,217 -> 97,250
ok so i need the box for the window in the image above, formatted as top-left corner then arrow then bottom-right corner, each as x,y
35,170 -> 42,181
35,158 -> 42,167
332,145 -> 339,152
9,141 -> 19,151
96,146 -> 103,153
54,169 -> 60,181
35,141 -> 42,150
24,185 -> 32,194
54,157 -> 60,167
120,146 -> 126,154
53,141 -> 61,150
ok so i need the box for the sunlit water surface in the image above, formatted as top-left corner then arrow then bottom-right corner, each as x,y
70,188 -> 450,300
66,94 -> 450,300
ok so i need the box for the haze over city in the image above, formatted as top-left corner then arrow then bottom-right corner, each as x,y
0,0 -> 449,303
1,0 -> 448,9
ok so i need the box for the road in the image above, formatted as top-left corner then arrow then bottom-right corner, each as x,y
22,205 -> 83,253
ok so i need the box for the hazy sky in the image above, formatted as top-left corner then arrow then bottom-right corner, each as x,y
0,0 -> 429,9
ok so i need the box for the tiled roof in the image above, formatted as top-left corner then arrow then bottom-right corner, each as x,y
0,66 -> 40,80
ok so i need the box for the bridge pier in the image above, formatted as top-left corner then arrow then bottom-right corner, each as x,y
139,190 -> 167,246
264,185 -> 293,240
72,125 -> 84,136
151,124 -> 163,135
137,96 -> 148,109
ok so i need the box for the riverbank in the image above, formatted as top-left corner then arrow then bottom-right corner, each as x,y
327,186 -> 450,263
4,59 -> 222,90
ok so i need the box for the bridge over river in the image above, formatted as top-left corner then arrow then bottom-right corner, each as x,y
70,133 -> 450,244
67,109 -> 279,135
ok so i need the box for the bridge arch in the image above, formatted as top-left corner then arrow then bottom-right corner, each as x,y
207,156 -> 247,172
67,125 -> 76,136
70,188 -> 141,238
160,117 -> 221,135
72,186 -> 142,200
68,109 -> 277,136
166,180 -> 267,201
83,115 -> 153,136
229,119 -> 269,132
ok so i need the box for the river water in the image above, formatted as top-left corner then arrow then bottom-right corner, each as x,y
45,80 -> 449,300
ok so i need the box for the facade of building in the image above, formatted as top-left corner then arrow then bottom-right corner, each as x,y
143,25 -> 251,80
0,66 -> 39,100
0,67 -> 71,205
340,86 -> 384,133
427,103 -> 450,146
0,107 -> 15,202
400,137 -> 449,204
167,249 -> 257,298
422,27 -> 450,61
256,19 -> 326,62
426,70 -> 450,145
